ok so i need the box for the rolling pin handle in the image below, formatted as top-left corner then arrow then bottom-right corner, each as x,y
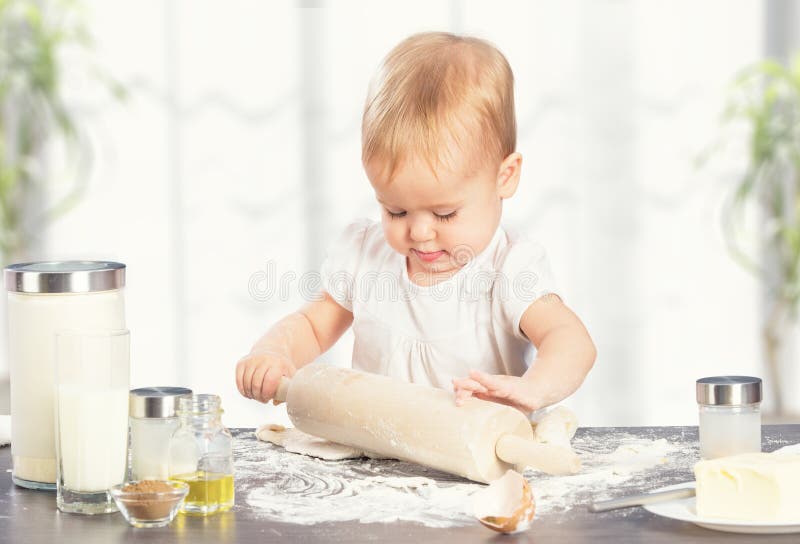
274,376 -> 291,404
495,434 -> 581,475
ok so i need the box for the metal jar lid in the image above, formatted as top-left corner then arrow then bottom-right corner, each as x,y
696,376 -> 762,406
4,261 -> 125,294
130,387 -> 193,418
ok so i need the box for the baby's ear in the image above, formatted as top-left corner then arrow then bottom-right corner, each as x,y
496,152 -> 522,199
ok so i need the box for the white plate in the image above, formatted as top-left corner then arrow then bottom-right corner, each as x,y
644,483 -> 800,534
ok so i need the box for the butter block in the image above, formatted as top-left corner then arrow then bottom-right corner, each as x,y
694,453 -> 800,522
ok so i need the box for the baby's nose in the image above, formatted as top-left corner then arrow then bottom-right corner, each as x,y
409,218 -> 435,242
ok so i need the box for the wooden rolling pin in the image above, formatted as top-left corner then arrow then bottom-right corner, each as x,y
275,364 -> 581,483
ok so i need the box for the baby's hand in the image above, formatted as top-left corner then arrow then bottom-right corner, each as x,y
452,370 -> 536,414
235,349 -> 296,404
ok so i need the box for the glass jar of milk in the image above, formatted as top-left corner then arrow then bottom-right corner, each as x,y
168,394 -> 234,515
697,376 -> 762,459
3,261 -> 125,490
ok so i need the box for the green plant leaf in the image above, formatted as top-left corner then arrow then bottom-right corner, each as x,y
0,0 -> 125,264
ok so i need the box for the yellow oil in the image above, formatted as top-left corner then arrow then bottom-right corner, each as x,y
171,471 -> 234,515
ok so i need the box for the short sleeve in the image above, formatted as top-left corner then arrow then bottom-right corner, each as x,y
319,219 -> 372,312
493,239 -> 558,341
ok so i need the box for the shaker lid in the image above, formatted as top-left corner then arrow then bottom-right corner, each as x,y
130,387 -> 193,418
696,376 -> 762,406
4,261 -> 125,293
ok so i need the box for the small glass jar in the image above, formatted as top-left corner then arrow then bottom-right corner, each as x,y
129,387 -> 192,481
168,394 -> 234,515
696,376 -> 762,459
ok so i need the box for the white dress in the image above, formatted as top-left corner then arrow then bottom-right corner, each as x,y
320,218 -> 558,390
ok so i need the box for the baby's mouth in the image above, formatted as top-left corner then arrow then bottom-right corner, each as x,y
411,248 -> 446,263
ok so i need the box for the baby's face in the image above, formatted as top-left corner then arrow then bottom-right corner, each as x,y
365,153 -> 507,281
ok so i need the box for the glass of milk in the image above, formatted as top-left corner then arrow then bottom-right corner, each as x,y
54,329 -> 130,514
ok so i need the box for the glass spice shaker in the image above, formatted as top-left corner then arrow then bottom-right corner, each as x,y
129,387 -> 192,481
168,394 -> 234,515
696,376 -> 762,459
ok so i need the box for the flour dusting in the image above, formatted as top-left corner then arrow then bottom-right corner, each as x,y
532,434 -> 683,516
232,427 -> 702,527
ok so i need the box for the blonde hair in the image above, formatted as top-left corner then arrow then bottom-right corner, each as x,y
362,32 -> 516,179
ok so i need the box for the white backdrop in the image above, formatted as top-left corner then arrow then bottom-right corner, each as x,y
2,0 -> 782,426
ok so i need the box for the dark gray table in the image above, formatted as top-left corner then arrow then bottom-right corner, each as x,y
0,426 -> 798,543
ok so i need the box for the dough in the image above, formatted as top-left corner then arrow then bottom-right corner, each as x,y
256,424 -> 387,461
531,406 -> 578,449
256,424 -> 364,460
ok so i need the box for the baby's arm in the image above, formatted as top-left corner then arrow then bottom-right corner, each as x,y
235,292 -> 353,403
453,294 -> 596,413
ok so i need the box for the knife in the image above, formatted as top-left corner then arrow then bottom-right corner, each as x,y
589,486 -> 696,512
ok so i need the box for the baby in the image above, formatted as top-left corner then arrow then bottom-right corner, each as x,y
236,32 -> 596,415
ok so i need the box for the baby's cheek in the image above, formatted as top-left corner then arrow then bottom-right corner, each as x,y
383,225 -> 407,252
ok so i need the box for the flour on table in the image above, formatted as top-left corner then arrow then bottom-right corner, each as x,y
237,428 -> 697,528
603,438 -> 672,475
774,443 -> 800,456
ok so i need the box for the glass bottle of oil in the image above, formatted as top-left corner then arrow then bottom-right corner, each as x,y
168,394 -> 234,515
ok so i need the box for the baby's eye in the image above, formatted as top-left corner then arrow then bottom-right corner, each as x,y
386,209 -> 406,219
434,210 -> 458,222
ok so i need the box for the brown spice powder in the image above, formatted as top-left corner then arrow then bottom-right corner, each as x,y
123,480 -> 174,494
120,480 -> 181,520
